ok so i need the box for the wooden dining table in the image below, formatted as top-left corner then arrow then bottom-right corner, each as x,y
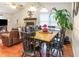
33,31 -> 59,42
31,30 -> 59,57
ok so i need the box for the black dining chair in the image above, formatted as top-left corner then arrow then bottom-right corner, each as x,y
22,26 -> 37,57
30,30 -> 41,57
48,26 -> 56,31
29,26 -> 42,57
33,41 -> 41,57
21,32 -> 31,57
50,37 -> 64,57
38,25 -> 42,30
48,26 -> 56,28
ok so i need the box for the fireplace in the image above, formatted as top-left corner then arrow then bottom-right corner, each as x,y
24,18 -> 37,26
27,22 -> 34,26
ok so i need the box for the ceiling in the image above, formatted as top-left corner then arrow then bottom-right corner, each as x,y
0,2 -> 25,14
0,2 -> 72,15
0,2 -> 42,14
0,2 -> 47,14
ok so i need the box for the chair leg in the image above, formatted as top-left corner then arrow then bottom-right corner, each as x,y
62,48 -> 64,56
58,50 -> 62,57
51,48 -> 55,57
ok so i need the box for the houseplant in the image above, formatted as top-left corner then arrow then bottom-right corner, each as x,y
50,8 -> 73,41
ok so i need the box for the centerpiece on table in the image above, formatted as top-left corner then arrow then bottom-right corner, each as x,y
42,24 -> 48,32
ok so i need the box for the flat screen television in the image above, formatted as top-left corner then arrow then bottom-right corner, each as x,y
0,19 -> 8,26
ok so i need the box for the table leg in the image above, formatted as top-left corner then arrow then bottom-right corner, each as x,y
40,42 -> 47,57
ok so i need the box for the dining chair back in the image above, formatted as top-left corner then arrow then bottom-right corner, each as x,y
50,35 -> 64,57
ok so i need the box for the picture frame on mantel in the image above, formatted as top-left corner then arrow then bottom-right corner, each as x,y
73,2 -> 79,16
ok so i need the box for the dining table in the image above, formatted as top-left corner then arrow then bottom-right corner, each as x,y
30,30 -> 59,56
33,31 -> 59,42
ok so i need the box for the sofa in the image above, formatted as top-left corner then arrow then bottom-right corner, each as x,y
0,28 -> 22,47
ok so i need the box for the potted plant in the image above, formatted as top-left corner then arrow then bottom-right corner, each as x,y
50,8 -> 73,41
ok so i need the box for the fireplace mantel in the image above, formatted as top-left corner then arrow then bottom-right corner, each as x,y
24,18 -> 37,20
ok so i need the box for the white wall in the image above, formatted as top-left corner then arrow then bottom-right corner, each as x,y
0,14 -> 14,31
7,2 -> 72,31
72,11 -> 79,57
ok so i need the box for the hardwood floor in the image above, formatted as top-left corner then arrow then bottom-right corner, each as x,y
0,43 -> 73,57
63,44 -> 73,57
0,43 -> 23,57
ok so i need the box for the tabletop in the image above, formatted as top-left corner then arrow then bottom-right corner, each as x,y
33,31 -> 59,42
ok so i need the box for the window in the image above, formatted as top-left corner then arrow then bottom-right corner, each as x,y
49,14 -> 58,26
39,12 -> 58,27
39,13 -> 49,26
